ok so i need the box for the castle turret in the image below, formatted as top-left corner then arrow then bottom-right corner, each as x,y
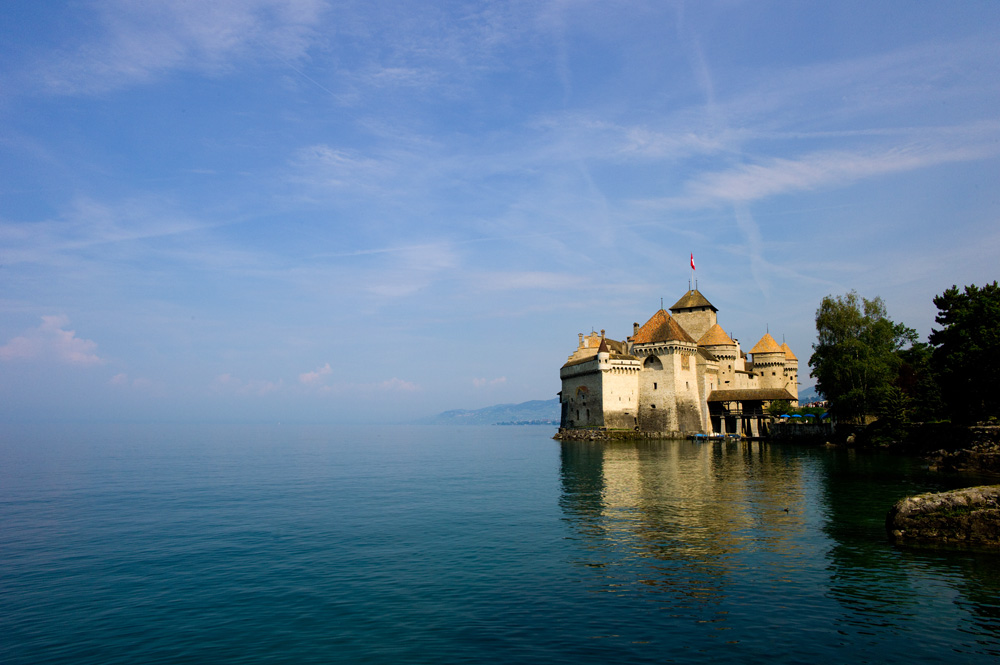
698,323 -> 738,389
750,333 -> 785,390
780,342 -> 799,403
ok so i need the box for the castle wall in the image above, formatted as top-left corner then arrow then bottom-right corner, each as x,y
696,356 -> 720,432
784,360 -> 799,402
560,361 -> 604,428
632,343 -> 703,433
674,349 -> 703,432
636,353 -> 675,432
560,355 -> 640,429
600,363 -> 639,429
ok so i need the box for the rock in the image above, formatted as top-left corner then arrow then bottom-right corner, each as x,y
886,486 -> 1000,549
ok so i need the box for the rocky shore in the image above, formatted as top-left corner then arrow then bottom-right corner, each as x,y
886,485 -> 1000,549
553,428 -> 691,442
922,425 -> 1000,473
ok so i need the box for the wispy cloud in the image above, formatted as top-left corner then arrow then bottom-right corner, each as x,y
0,315 -> 104,365
109,372 -> 157,391
35,0 -> 326,95
0,196 -> 215,266
299,362 -> 331,385
668,134 -> 1000,209
473,376 -> 506,388
375,377 -> 419,392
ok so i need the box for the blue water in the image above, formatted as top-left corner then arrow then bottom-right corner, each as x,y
2,424 -> 999,664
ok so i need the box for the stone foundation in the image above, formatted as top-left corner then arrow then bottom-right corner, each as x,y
553,428 -> 692,442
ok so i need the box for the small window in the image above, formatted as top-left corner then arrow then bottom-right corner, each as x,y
651,404 -> 656,409
653,382 -> 658,390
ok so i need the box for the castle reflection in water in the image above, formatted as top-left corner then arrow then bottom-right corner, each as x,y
556,436 -> 1000,647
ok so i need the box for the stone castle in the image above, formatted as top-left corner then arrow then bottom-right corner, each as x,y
558,288 -> 798,437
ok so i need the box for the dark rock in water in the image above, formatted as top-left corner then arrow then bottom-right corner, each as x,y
886,485 -> 1000,549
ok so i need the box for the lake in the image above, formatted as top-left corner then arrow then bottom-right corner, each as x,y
2,424 -> 999,663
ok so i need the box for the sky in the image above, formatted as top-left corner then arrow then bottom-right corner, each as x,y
1,1 -> 999,424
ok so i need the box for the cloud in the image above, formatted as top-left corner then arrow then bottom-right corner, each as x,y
291,144 -> 398,191
299,362 -> 331,384
670,136 -> 1000,208
473,376 -> 506,388
0,196 -> 216,267
365,243 -> 459,298
0,315 -> 104,365
376,377 -> 419,392
36,0 -> 326,95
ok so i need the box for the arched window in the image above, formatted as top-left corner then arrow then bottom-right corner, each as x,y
644,355 -> 663,370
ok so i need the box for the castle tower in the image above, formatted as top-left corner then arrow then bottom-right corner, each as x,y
629,309 -> 703,432
750,333 -> 785,390
698,323 -> 738,390
780,342 -> 799,403
669,289 -> 718,342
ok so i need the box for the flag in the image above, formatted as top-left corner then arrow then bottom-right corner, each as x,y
690,253 -> 695,270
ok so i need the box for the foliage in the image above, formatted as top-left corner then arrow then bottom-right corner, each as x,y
766,399 -> 792,416
808,291 -> 917,424
929,281 -> 1000,423
895,341 -> 945,422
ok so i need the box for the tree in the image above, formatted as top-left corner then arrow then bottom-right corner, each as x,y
929,282 -> 1000,423
895,341 -> 944,422
808,292 -> 917,423
767,399 -> 792,416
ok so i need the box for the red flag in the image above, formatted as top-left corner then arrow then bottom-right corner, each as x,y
690,253 -> 695,270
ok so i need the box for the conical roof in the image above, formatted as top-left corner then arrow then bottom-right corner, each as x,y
780,342 -> 797,361
669,289 -> 717,312
631,309 -> 697,345
697,323 -> 736,347
750,332 -> 783,355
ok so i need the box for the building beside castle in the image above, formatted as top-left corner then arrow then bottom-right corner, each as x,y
558,288 -> 798,437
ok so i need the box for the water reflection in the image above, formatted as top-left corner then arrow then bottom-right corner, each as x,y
558,440 -> 1000,654
559,441 -> 819,613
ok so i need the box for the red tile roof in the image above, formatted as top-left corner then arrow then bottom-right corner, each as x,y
631,309 -> 697,344
697,323 -> 736,347
750,332 -> 782,355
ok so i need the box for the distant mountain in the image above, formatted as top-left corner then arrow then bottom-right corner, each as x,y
422,398 -> 560,426
798,386 -> 822,404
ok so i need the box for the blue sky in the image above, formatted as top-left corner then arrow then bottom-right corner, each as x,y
2,1 -> 998,423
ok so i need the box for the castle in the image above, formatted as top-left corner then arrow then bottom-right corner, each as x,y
558,288 -> 798,437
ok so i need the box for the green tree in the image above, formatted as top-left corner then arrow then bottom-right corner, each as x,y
808,291 -> 917,423
929,281 -> 1000,423
766,399 -> 792,416
896,341 -> 944,422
